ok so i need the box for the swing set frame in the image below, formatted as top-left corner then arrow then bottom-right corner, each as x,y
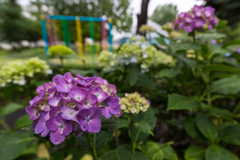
40,15 -> 113,64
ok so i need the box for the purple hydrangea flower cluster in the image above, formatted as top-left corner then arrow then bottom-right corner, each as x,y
25,72 -> 121,145
172,5 -> 218,32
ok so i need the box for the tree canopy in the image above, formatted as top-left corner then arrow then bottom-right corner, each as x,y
0,0 -> 42,45
150,4 -> 178,25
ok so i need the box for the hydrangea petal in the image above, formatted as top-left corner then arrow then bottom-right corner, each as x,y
25,106 -> 40,120
88,118 -> 101,133
50,130 -> 66,145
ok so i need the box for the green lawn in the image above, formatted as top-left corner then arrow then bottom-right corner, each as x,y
0,48 -> 100,67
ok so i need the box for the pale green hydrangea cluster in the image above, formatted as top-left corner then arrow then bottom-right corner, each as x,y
118,39 -> 161,72
162,22 -> 173,33
119,92 -> 150,114
49,45 -> 75,57
140,45 -> 158,73
98,51 -> 117,71
117,43 -> 142,65
139,25 -> 156,34
162,22 -> 182,40
99,35 -> 174,72
129,35 -> 146,43
0,57 -> 52,87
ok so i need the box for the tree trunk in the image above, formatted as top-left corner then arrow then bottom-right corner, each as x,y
136,0 -> 150,35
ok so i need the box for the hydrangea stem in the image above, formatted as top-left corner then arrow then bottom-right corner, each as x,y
112,117 -> 119,147
59,56 -> 64,66
86,133 -> 98,160
233,101 -> 240,115
192,29 -> 199,77
130,113 -> 135,153
192,29 -> 196,43
0,119 -> 11,132
206,43 -> 211,105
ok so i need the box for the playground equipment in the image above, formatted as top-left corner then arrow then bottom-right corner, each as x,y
40,15 -> 113,64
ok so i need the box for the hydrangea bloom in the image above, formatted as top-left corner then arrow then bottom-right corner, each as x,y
129,35 -> 146,44
98,51 -> 117,72
0,57 -> 52,88
139,25 -> 156,34
172,5 -> 218,32
162,22 -> 173,33
98,36 -> 174,73
118,43 -> 142,65
140,45 -> 158,73
26,72 -> 121,145
119,92 -> 150,114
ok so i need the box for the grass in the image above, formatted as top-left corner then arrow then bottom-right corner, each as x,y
0,47 -> 100,67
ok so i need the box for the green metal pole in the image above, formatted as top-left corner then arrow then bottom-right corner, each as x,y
90,17 -> 95,65
61,16 -> 68,46
65,20 -> 71,47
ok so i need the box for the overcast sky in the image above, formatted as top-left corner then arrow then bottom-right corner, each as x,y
18,0 -> 204,16
130,0 -> 203,16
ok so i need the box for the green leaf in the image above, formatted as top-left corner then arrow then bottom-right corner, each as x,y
208,76 -> 240,95
207,107 -> 233,119
196,113 -> 218,142
0,132 -> 32,160
115,119 -> 129,127
202,65 -> 240,73
196,33 -> 226,40
205,144 -> 238,160
170,43 -> 201,53
143,142 -> 164,160
184,145 -> 205,160
167,94 -> 200,111
131,108 -> 156,142
155,37 -> 167,46
91,131 -> 113,152
14,114 -> 32,129
210,44 -> 229,56
117,145 -> 148,160
159,143 -> 178,160
0,103 -> 23,117
128,63 -> 140,85
134,121 -> 153,135
222,40 -> 240,48
184,117 -> 207,141
211,94 -> 235,101
215,20 -> 228,29
201,103 -> 233,119
22,126 -> 35,136
210,73 -> 234,81
156,31 -> 168,38
76,131 -> 113,152
21,141 -> 38,155
230,52 -> 240,60
136,74 -> 156,90
217,121 -> 235,138
71,69 -> 99,77
133,108 -> 156,128
159,69 -> 180,78
174,53 -> 196,68
220,124 -> 240,145
100,150 -> 119,160
101,118 -> 128,132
